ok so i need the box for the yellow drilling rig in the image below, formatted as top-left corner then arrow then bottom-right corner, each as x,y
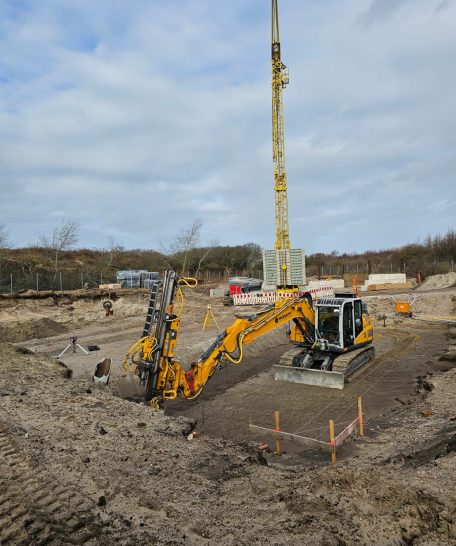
264,0 -> 306,291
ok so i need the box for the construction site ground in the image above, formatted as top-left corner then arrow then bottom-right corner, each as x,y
1,285 -> 456,545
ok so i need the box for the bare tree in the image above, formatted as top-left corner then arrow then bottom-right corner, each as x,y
169,218 -> 203,275
103,236 -> 124,274
244,242 -> 263,273
0,225 -> 11,277
20,261 -> 35,280
194,238 -> 220,277
39,218 -> 80,279
158,243 -> 176,271
0,225 -> 10,248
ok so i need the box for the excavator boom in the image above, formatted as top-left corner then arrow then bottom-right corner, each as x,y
182,294 -> 315,399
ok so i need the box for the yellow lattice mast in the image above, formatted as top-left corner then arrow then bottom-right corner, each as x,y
271,0 -> 290,252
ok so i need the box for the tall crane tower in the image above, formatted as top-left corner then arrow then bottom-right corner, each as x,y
271,0 -> 290,252
263,0 -> 306,290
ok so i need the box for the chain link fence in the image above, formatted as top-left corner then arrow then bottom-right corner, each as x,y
0,261 -> 454,293
0,270 -> 239,293
306,260 -> 455,278
0,272 -> 118,293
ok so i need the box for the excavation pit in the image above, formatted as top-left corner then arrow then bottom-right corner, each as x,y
10,288 -> 456,460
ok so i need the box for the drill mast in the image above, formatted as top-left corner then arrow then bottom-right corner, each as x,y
271,0 -> 290,252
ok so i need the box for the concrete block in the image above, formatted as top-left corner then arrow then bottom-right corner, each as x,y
368,282 -> 411,291
308,279 -> 344,289
209,287 -> 226,297
366,274 -> 406,283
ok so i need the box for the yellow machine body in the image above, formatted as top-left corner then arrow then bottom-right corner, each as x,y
125,286 -> 375,404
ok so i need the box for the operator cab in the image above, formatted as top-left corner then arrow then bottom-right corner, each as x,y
316,297 -> 365,351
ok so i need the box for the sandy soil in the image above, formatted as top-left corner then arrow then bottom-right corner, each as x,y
0,289 -> 151,333
1,287 -> 456,545
417,273 -> 456,291
166,322 -> 453,451
365,290 -> 456,318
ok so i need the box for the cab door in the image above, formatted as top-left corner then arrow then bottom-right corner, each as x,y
342,302 -> 354,347
354,299 -> 363,338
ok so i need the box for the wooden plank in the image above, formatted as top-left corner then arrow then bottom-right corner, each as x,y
335,417 -> 359,447
98,283 -> 122,290
249,424 -> 332,452
358,396 -> 364,436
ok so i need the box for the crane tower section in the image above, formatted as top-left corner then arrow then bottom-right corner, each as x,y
271,0 -> 290,251
263,0 -> 306,290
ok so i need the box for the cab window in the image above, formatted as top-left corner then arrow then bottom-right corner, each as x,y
317,306 -> 340,344
354,300 -> 363,337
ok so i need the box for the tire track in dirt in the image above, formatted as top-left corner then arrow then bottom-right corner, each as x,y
0,423 -> 101,546
286,328 -> 419,435
170,323 -> 450,454
289,326 -> 449,442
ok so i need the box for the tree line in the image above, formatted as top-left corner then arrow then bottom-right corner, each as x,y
0,219 -> 263,283
0,220 -> 454,284
306,229 -> 456,277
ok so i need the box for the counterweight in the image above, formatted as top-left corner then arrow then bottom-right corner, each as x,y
271,0 -> 290,252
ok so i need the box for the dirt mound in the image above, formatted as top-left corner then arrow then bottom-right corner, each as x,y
417,272 -> 456,291
0,318 -> 68,343
441,345 -> 456,362
0,288 -> 145,301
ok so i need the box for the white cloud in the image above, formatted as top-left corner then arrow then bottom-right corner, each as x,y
0,0 -> 455,253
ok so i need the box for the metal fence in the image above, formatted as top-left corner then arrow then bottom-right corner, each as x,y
0,272 -> 118,293
0,261 -> 454,293
306,260 -> 455,278
0,270 -> 230,293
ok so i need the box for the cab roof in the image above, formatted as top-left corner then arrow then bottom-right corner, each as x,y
317,298 -> 353,307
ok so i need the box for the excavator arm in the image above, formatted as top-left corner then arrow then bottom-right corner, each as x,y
157,293 -> 315,401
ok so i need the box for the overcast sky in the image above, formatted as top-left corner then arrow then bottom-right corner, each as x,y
1,0 -> 455,253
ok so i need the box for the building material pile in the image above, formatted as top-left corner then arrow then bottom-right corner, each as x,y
307,278 -> 345,290
262,249 -> 306,289
359,273 -> 410,291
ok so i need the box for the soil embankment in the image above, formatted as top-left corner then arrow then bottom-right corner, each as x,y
1,341 -> 455,545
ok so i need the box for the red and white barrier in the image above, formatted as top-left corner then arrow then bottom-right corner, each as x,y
232,285 -> 335,306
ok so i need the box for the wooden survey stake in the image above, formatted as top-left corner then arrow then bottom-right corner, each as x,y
274,411 -> 282,455
329,419 -> 336,464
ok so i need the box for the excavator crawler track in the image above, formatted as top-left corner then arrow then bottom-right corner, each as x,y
332,346 -> 376,380
277,347 -> 306,368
